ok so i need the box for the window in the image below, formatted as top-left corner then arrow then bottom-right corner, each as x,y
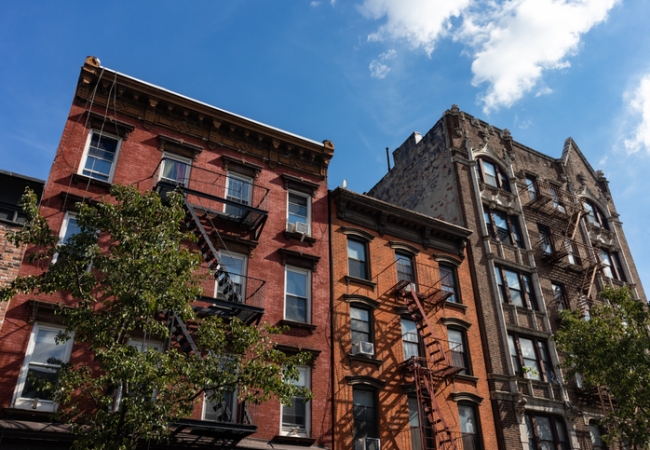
215,251 -> 247,302
439,264 -> 459,303
494,267 -> 538,310
13,323 -> 74,412
551,283 -> 568,311
401,318 -> 420,361
395,251 -> 416,285
351,306 -> 372,346
281,366 -> 310,436
160,153 -> 191,186
484,207 -> 523,247
476,159 -> 510,192
508,335 -> 555,382
589,421 -> 607,449
203,356 -> 238,423
353,388 -> 379,445
459,403 -> 483,450
52,212 -> 82,264
537,224 -> 553,256
285,266 -> 310,323
525,414 -> 569,450
448,328 -> 471,375
584,200 -> 609,230
225,172 -> 253,217
408,397 -> 433,450
287,191 -> 311,235
80,131 -> 120,182
348,238 -> 369,280
525,176 -> 538,201
549,187 -> 566,213
600,250 -> 626,282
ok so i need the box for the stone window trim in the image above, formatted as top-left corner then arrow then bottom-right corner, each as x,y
450,392 -> 484,405
341,226 -> 375,242
281,173 -> 319,196
212,234 -> 258,257
433,253 -> 462,267
441,317 -> 472,330
508,333 -> 555,383
494,265 -> 538,311
278,248 -> 320,272
389,241 -> 420,255
85,111 -> 135,139
483,206 -> 524,248
345,375 -> 386,390
157,134 -> 203,160
28,300 -> 70,325
343,294 -> 380,310
221,155 -> 263,180
475,157 -> 511,192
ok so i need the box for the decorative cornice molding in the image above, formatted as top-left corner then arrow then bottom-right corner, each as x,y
344,375 -> 386,389
278,248 -> 320,271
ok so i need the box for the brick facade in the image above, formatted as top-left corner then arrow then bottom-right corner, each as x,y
0,57 -> 332,449
330,188 -> 498,450
368,105 -> 645,450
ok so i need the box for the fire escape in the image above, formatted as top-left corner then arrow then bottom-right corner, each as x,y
153,158 -> 270,445
519,179 -> 601,317
391,260 -> 464,450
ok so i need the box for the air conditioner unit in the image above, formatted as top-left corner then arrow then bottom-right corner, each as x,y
286,222 -> 296,233
355,437 -> 381,450
351,341 -> 375,356
295,222 -> 309,235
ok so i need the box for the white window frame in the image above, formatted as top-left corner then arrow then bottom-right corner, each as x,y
13,323 -> 74,412
78,130 -> 122,183
286,190 -> 311,236
52,212 -> 81,264
224,172 -> 253,217
284,266 -> 311,323
159,152 -> 192,187
280,366 -> 311,437
214,251 -> 248,300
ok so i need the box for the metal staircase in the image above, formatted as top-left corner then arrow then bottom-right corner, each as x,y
397,281 -> 461,450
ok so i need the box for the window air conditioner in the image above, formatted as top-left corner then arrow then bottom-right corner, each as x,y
286,222 -> 296,233
351,341 -> 375,356
295,222 -> 309,234
355,437 -> 381,450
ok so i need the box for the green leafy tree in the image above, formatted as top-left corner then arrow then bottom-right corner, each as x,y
554,286 -> 650,449
0,185 -> 311,450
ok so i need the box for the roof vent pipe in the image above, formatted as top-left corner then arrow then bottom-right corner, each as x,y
386,147 -> 391,172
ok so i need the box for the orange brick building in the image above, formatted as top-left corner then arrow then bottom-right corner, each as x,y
0,57 -> 333,449
330,187 -> 498,450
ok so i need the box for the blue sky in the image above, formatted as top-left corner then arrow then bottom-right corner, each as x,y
1,1 -> 649,292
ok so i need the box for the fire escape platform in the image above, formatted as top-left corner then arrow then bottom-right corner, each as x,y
193,295 -> 264,325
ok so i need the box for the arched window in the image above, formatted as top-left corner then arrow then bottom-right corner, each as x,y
476,158 -> 510,192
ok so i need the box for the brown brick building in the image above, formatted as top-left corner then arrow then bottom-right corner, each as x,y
0,171 -> 44,333
330,187 -> 498,450
0,57 -> 334,449
368,105 -> 645,450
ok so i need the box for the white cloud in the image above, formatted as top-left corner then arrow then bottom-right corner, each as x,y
369,49 -> 397,79
623,73 -> 650,154
464,0 -> 619,112
360,0 -> 619,112
359,0 -> 471,55
311,1 -> 320,6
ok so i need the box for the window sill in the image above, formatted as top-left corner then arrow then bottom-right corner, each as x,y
282,230 -> 316,246
279,319 -> 317,333
348,354 -> 383,367
71,173 -> 112,191
272,435 -> 316,446
443,301 -> 468,313
344,276 -> 376,289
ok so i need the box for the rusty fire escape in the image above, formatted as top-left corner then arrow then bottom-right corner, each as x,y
392,267 -> 463,450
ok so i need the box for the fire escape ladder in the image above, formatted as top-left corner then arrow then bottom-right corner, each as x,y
565,206 -> 583,241
413,364 -> 458,450
401,286 -> 459,450
170,314 -> 200,357
183,196 -> 242,305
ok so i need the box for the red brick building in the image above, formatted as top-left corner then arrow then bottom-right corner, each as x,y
330,187 -> 498,450
0,170 -> 44,333
368,105 -> 645,449
0,57 -> 333,449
